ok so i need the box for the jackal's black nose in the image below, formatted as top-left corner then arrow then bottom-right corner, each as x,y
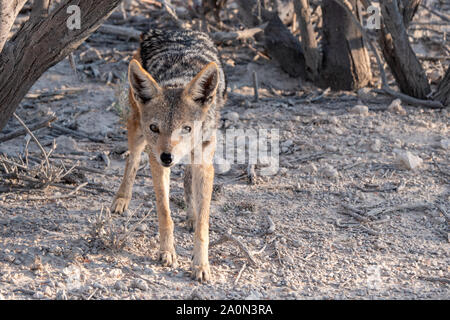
160,152 -> 174,166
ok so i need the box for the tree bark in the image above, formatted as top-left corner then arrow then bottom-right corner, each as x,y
293,0 -> 320,82
235,0 -> 307,78
378,0 -> 430,98
0,0 -> 123,132
0,0 -> 29,53
320,0 -> 372,90
433,66 -> 450,107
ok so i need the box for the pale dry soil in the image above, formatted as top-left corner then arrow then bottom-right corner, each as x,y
0,52 -> 448,300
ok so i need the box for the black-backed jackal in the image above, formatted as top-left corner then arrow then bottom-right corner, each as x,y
111,29 -> 226,282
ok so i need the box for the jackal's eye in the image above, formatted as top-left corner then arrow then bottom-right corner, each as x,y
182,126 -> 192,134
149,124 -> 159,133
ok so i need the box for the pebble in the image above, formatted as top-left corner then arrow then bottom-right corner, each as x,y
370,139 -> 381,152
223,112 -> 240,122
114,281 -> 128,291
43,286 -> 52,297
393,139 -> 403,148
136,224 -> 147,232
93,282 -> 107,291
33,292 -> 44,299
303,163 -> 318,174
321,165 -> 339,179
324,145 -> 338,152
281,139 -> 294,153
357,88 -> 376,102
439,138 -> 449,150
388,99 -> 407,115
132,279 -> 148,291
109,268 -> 123,277
55,135 -> 80,153
350,104 -> 369,116
394,149 -> 423,170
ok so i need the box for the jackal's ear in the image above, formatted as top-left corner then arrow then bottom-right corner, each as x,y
185,62 -> 219,108
128,59 -> 161,104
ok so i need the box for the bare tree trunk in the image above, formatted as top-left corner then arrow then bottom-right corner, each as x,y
0,0 -> 123,132
0,0 -> 28,53
320,0 -> 372,90
293,0 -> 320,82
236,0 -> 307,78
378,0 -> 430,98
434,66 -> 450,107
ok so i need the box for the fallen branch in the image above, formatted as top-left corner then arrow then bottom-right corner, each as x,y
366,202 -> 431,217
210,24 -> 267,43
97,24 -> 141,41
51,123 -> 105,143
210,228 -> 257,266
27,182 -> 88,201
420,4 -> 450,22
0,115 -> 56,143
234,262 -> 247,285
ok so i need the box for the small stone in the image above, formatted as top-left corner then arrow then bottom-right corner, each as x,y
114,281 -> 128,291
357,88 -> 376,102
394,149 -> 423,170
439,138 -> 449,150
324,145 -> 338,152
43,286 -> 52,297
93,282 -> 107,291
303,163 -> 318,174
136,224 -> 147,232
281,139 -> 294,153
328,116 -> 339,125
55,135 -> 80,153
33,292 -> 44,299
370,139 -> 381,152
223,112 -> 239,122
393,139 -> 402,148
350,104 -> 369,116
321,165 -> 339,179
388,99 -> 406,115
132,279 -> 148,291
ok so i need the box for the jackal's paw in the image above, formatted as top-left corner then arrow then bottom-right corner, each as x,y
111,197 -> 130,214
191,262 -> 211,283
159,250 -> 178,267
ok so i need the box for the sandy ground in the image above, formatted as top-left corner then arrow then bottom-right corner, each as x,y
0,2 -> 449,300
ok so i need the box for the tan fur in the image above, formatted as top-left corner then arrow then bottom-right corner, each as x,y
111,57 -> 220,282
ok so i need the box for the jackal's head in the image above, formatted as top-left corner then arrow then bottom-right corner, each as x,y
128,59 -> 220,167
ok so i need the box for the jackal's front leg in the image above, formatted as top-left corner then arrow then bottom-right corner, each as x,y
149,153 -> 177,267
112,115 -> 146,214
191,139 -> 216,282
